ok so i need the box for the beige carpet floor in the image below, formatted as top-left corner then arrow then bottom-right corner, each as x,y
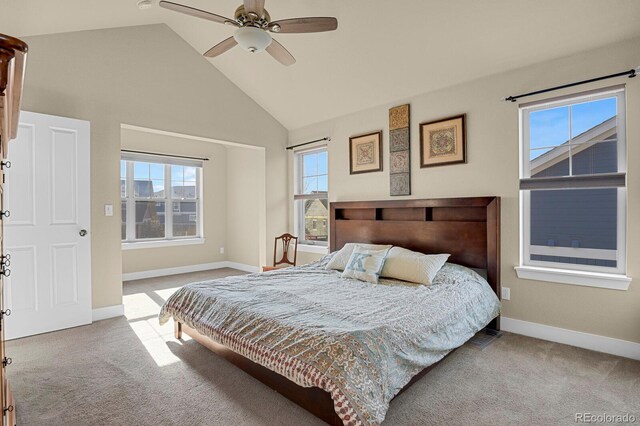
7,268 -> 640,426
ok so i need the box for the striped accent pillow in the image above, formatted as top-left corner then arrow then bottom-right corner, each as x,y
381,247 -> 450,285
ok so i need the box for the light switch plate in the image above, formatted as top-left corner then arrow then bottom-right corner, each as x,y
104,204 -> 114,216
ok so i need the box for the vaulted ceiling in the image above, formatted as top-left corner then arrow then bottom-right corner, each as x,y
2,0 -> 640,129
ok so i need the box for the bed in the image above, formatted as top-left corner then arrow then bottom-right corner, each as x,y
159,197 -> 501,425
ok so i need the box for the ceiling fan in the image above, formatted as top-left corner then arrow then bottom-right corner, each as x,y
159,0 -> 338,66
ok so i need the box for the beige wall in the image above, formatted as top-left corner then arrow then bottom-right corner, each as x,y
226,146 -> 267,268
120,128 -> 228,274
296,250 -> 325,267
22,24 -> 288,309
288,36 -> 640,343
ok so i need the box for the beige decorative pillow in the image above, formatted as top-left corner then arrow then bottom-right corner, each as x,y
326,243 -> 393,271
381,247 -> 450,285
341,245 -> 391,284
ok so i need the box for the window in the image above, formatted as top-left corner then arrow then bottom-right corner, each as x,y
518,87 -> 627,282
294,147 -> 328,246
121,153 -> 202,246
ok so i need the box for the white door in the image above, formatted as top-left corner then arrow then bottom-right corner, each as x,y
3,111 -> 91,340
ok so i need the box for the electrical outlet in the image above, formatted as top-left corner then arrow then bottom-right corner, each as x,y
219,247 -> 224,254
501,287 -> 511,301
104,204 -> 113,217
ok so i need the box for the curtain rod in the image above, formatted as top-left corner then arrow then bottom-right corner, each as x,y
286,137 -> 331,151
505,67 -> 638,102
121,149 -> 209,161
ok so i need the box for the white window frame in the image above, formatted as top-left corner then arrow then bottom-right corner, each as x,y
294,146 -> 329,247
516,87 -> 630,289
121,153 -> 204,249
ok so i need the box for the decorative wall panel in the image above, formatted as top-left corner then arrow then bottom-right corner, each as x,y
389,104 -> 410,195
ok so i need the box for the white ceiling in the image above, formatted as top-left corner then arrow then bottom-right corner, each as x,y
2,0 -> 640,129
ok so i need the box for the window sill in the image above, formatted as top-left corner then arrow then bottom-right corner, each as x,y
514,265 -> 631,290
298,244 -> 329,255
122,238 -> 205,251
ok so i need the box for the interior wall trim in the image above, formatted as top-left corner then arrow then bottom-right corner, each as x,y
501,317 -> 640,360
121,261 -> 260,282
92,304 -> 125,322
223,262 -> 261,274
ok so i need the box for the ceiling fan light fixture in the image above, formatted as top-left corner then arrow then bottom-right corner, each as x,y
159,0 -> 337,64
234,27 -> 272,53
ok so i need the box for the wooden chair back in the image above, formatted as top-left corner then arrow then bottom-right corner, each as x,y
273,233 -> 298,267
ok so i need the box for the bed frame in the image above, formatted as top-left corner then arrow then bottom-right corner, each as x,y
175,197 -> 501,425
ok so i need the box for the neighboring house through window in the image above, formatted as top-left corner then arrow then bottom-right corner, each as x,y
121,152 -> 203,246
294,147 -> 328,246
517,86 -> 629,288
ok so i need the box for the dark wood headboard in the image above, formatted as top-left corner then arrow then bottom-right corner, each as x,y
330,197 -> 501,327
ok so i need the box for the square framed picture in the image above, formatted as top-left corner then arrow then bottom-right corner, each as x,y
349,131 -> 383,174
420,114 -> 466,168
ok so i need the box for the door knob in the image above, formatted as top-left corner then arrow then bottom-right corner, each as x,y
79,229 -> 88,237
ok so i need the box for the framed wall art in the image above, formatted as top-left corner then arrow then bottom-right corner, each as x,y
349,131 -> 383,174
420,114 -> 466,168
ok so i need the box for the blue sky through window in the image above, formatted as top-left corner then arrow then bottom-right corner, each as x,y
133,161 -> 164,196
304,153 -> 318,176
571,98 -> 616,137
318,151 -> 328,175
529,97 -> 616,160
302,151 -> 328,193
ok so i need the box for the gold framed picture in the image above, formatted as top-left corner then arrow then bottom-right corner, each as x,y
420,114 -> 466,168
349,131 -> 383,174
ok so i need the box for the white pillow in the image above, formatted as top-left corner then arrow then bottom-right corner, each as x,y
381,247 -> 450,285
341,245 -> 391,284
326,243 -> 393,271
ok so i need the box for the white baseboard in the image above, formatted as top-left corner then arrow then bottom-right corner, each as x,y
92,304 -> 125,322
122,261 -> 259,282
223,262 -> 261,274
501,317 -> 640,361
